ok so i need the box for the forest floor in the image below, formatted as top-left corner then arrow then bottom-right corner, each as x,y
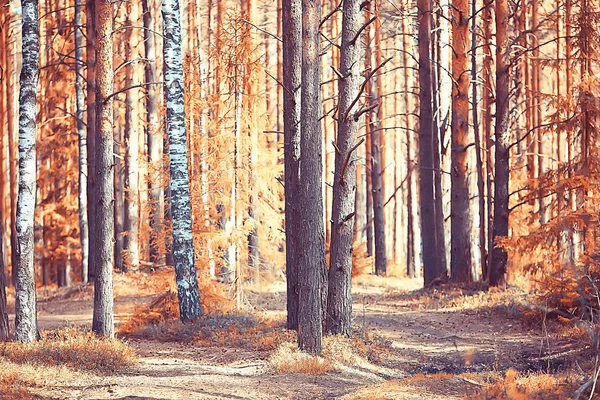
5,273 -> 591,399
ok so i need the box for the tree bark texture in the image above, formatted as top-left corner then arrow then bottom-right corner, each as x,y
450,0 -> 473,282
298,0 -> 326,354
92,0 -> 115,338
282,0 -> 301,331
15,0 -> 40,342
162,0 -> 204,322
326,0 -> 362,336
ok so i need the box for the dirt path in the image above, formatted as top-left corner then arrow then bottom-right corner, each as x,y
21,278 -> 568,399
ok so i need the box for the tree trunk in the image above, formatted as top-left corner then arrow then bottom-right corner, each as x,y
143,0 -> 164,266
15,0 -> 40,342
92,0 -> 115,337
161,0 -> 203,322
74,0 -> 89,283
418,0 -> 444,285
124,2 -> 140,271
283,0 -> 301,331
298,0 -> 326,354
490,0 -> 509,287
326,0 -> 362,336
450,0 -> 473,282
86,0 -> 97,282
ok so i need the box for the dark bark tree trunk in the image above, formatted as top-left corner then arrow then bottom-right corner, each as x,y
143,0 -> 164,266
450,0 -> 473,282
326,0 -> 362,337
92,0 -> 115,337
490,0 -> 509,287
75,0 -> 89,283
86,0 -> 97,282
162,0 -> 203,322
282,0 -> 301,331
418,0 -> 444,285
298,0 -> 326,354
15,0 -> 40,342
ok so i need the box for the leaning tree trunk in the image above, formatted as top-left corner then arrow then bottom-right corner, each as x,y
92,0 -> 115,338
74,0 -> 89,283
326,0 -> 362,337
162,0 -> 203,322
450,0 -> 473,282
490,0 -> 509,287
282,0 -> 302,331
15,0 -> 40,342
298,0 -> 326,354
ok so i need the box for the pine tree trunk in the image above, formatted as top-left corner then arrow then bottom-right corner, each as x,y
124,3 -> 140,271
86,0 -> 97,281
450,0 -> 473,282
283,0 -> 301,331
490,0 -> 509,287
15,0 -> 40,342
326,0 -> 362,337
143,0 -> 164,266
418,0 -> 443,285
74,0 -> 89,283
162,0 -> 203,322
92,0 -> 115,337
298,0 -> 326,354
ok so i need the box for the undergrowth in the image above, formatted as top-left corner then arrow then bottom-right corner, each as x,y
0,327 -> 136,374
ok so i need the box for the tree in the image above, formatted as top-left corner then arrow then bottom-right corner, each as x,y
86,0 -> 97,282
75,0 -> 89,283
15,0 -> 40,342
450,0 -> 473,282
298,0 -> 326,354
418,0 -> 445,285
92,0 -> 115,337
282,0 -> 301,331
326,0 -> 363,336
161,0 -> 203,322
142,0 -> 164,266
490,0 -> 509,287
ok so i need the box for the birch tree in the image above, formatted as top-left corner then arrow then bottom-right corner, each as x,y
92,0 -> 115,337
298,0 -> 326,354
162,0 -> 203,321
15,0 -> 40,342
326,0 -> 363,336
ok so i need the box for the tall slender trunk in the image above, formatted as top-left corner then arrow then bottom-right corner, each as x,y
283,0 -> 301,331
92,0 -> 115,337
298,0 -> 326,354
326,0 -> 362,336
74,0 -> 88,283
124,3 -> 140,271
490,0 -> 509,287
86,0 -> 97,281
15,0 -> 40,342
418,0 -> 443,285
450,0 -> 473,282
162,0 -> 203,322
471,0 -> 485,280
143,0 -> 164,266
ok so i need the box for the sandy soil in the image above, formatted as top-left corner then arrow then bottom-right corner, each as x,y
13,276 -> 577,399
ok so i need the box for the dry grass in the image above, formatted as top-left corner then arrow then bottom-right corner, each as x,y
477,369 -> 576,399
268,335 -> 397,377
0,327 -> 136,374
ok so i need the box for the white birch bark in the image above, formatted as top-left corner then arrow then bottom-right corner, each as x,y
15,0 -> 39,342
162,0 -> 203,321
